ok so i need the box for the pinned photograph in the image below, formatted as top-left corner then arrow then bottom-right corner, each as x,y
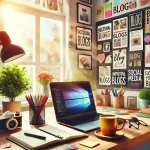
99,66 -> 111,85
78,54 -> 92,70
77,3 -> 92,26
130,29 -> 143,51
113,17 -> 128,48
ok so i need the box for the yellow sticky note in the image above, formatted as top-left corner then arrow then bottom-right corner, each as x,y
79,139 -> 100,148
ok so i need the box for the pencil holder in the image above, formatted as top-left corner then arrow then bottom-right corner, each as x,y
29,105 -> 45,125
102,95 -> 111,106
113,96 -> 124,108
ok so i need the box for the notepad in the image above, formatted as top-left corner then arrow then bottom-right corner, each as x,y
7,125 -> 88,150
79,139 -> 100,148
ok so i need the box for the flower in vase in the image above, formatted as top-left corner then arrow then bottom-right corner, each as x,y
36,71 -> 55,85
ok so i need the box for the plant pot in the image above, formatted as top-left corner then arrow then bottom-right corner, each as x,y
2,101 -> 21,113
139,99 -> 150,109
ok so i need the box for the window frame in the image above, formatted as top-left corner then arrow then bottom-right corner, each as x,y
0,0 -> 68,107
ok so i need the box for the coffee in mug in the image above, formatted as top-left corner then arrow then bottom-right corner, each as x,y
100,115 -> 125,136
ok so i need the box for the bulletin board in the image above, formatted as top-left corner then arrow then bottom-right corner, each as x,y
96,6 -> 150,89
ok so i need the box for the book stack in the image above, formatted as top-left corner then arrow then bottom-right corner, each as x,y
136,107 -> 150,118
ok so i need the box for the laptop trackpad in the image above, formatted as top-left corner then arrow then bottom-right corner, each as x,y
74,120 -> 100,131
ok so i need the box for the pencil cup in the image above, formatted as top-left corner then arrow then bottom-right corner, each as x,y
29,105 -> 45,125
113,96 -> 124,108
102,95 -> 111,106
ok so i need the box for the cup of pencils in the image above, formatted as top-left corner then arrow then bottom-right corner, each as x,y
25,94 -> 48,125
112,87 -> 126,108
101,88 -> 111,106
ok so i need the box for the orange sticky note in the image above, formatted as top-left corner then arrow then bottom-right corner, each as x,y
79,139 -> 100,148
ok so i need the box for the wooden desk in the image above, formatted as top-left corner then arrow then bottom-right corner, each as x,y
0,107 -> 150,150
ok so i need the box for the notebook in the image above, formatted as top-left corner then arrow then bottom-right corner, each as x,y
50,81 -> 102,132
7,125 -> 88,150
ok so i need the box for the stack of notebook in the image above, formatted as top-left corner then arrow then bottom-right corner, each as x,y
136,108 -> 150,118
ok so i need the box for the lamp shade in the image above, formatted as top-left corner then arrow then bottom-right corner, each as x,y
0,31 -> 25,63
1,44 -> 25,63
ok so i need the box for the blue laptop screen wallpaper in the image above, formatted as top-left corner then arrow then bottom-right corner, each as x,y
50,82 -> 96,119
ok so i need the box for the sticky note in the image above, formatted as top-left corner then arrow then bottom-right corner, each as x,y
79,139 -> 100,148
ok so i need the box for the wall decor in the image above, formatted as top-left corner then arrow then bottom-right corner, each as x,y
129,11 -> 142,30
112,71 -> 127,86
104,1 -> 112,18
99,66 -> 111,85
96,6 -> 150,89
98,53 -> 105,64
97,44 -> 102,51
76,26 -> 92,51
97,23 -> 111,41
145,9 -> 150,33
145,45 -> 150,67
103,42 -> 110,52
113,17 -> 128,49
112,0 -> 137,17
128,51 -> 142,68
78,54 -> 92,70
77,3 -> 92,26
113,49 -> 127,69
127,69 -> 143,88
144,33 -> 150,43
127,96 -> 137,110
105,55 -> 112,64
130,29 -> 143,51
144,69 -> 150,88
79,0 -> 92,4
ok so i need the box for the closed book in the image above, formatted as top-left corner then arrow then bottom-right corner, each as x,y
136,112 -> 150,118
138,108 -> 150,114
7,125 -> 88,150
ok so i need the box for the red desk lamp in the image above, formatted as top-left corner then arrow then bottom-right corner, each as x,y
0,31 -> 25,63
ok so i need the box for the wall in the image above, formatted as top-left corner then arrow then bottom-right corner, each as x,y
94,0 -> 150,108
67,0 -> 97,90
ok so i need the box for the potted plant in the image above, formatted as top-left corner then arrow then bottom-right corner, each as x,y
0,63 -> 31,112
138,88 -> 150,109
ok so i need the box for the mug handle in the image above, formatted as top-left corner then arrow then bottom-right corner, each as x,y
116,119 -> 125,131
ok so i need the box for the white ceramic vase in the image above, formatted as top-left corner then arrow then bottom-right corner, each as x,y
40,84 -> 49,97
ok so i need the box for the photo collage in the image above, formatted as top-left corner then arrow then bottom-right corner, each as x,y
96,8 -> 150,89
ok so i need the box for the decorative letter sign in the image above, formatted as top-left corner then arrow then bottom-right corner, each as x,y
76,26 -> 92,51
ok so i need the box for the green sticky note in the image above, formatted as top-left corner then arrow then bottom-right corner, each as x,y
105,3 -> 112,11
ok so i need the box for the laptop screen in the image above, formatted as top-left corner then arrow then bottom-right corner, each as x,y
50,81 -> 96,120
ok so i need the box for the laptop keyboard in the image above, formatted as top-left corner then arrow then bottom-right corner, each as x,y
62,113 -> 101,126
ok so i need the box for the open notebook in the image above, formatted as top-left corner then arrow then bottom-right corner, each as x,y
7,125 -> 88,150
50,81 -> 103,132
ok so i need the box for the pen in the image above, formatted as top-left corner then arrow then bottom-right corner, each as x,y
24,132 -> 46,140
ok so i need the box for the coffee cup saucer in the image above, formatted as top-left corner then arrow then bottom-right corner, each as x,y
94,129 -> 124,140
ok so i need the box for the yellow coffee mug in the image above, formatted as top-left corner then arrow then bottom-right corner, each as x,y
100,115 -> 125,136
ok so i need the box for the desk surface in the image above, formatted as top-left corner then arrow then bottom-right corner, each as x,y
0,107 -> 150,150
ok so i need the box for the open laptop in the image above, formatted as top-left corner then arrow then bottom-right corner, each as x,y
50,81 -> 103,132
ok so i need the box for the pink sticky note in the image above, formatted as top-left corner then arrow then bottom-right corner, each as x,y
105,10 -> 112,18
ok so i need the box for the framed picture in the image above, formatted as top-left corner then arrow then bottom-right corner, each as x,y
76,26 -> 92,51
79,0 -> 92,4
78,54 -> 92,70
77,3 -> 92,26
127,96 -> 137,110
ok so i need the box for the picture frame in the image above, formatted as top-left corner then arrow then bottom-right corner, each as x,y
127,96 -> 137,110
79,0 -> 92,4
76,26 -> 92,51
77,3 -> 92,26
78,54 -> 92,70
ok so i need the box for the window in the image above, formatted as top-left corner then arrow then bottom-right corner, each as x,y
0,0 -> 66,103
